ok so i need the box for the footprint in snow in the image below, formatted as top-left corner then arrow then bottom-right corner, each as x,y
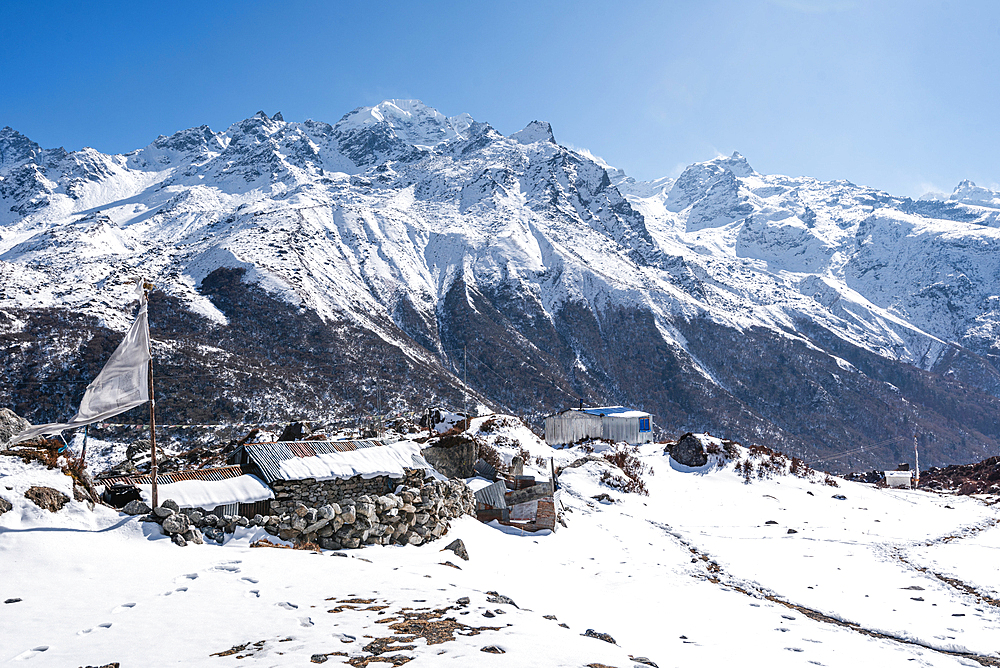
276,602 -> 298,610
212,562 -> 241,573
162,586 -> 188,596
299,617 -> 314,627
245,590 -> 260,599
174,573 -> 199,583
240,576 -> 259,584
111,603 -> 136,614
78,622 -> 113,636
12,646 -> 48,661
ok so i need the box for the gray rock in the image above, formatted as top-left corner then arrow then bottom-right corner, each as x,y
153,506 -> 175,518
171,532 -> 187,547
0,408 -> 31,446
486,591 -> 518,608
631,657 -> 658,667
161,499 -> 180,513
0,497 -> 11,515
304,517 -> 331,534
442,538 -> 469,561
236,516 -> 249,527
122,499 -> 151,515
184,528 -> 204,545
582,628 -> 616,644
161,513 -> 190,535
668,433 -> 708,468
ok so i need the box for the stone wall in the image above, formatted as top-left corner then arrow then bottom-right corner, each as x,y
269,470 -> 424,516
263,475 -> 476,550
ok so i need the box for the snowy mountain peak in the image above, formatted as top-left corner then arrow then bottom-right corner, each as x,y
510,120 -> 555,145
0,127 -> 42,169
335,99 -> 474,147
717,151 -> 755,177
947,179 -> 1000,208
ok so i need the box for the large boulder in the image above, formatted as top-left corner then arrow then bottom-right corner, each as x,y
0,408 -> 30,446
668,433 -> 709,468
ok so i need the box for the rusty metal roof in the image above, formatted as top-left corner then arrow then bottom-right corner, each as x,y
232,439 -> 388,484
98,464 -> 247,487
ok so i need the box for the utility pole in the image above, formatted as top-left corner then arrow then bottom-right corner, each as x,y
914,434 -> 920,488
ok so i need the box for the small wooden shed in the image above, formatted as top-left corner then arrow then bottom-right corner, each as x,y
544,406 -> 653,446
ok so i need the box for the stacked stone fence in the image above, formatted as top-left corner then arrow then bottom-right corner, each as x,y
269,470 -> 425,516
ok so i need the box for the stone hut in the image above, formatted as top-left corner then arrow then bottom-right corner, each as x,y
226,438 -> 476,549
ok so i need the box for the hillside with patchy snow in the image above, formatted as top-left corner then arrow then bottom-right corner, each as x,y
3,100 -> 1000,470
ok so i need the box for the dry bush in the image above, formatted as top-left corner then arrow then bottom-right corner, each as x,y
824,475 -> 840,487
250,538 -> 290,549
478,417 -> 498,434
600,445 -> 649,496
516,445 -> 532,467
294,541 -> 323,552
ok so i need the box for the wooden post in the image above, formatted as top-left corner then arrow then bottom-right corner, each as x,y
149,357 -> 158,508
145,284 -> 158,508
549,457 -> 556,494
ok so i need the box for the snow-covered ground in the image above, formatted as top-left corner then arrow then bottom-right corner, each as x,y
2,418 -> 999,667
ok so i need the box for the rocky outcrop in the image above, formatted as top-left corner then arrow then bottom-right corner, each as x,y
0,408 -> 30,446
421,434 -> 478,479
24,486 -> 70,512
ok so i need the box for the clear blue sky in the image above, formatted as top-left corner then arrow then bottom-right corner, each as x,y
2,0 -> 997,197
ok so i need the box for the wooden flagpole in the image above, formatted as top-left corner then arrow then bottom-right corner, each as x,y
145,282 -> 158,508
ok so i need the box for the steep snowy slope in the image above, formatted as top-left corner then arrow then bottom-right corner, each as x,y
2,101 -> 1000,470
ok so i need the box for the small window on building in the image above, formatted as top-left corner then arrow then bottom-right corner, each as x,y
638,417 -> 650,432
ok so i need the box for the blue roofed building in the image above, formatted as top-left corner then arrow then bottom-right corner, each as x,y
543,406 -> 653,446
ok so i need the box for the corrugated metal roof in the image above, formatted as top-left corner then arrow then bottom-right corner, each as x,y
474,480 -> 509,509
473,458 -> 498,480
234,439 -> 388,484
98,465 -> 247,487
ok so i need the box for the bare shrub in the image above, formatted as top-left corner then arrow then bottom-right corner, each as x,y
600,445 -> 649,496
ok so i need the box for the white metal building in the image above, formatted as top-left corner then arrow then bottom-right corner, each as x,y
544,406 -> 653,446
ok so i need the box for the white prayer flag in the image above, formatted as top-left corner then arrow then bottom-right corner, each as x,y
12,301 -> 152,443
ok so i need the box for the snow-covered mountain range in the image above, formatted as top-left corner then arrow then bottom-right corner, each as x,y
3,99 -> 1000,471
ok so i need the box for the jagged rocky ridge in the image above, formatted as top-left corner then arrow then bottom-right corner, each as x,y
3,99 -> 1000,472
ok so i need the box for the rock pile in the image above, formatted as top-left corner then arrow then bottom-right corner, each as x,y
124,498 -> 265,547
263,478 -> 475,550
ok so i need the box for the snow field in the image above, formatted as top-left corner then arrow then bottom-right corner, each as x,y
2,419 -> 1000,666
